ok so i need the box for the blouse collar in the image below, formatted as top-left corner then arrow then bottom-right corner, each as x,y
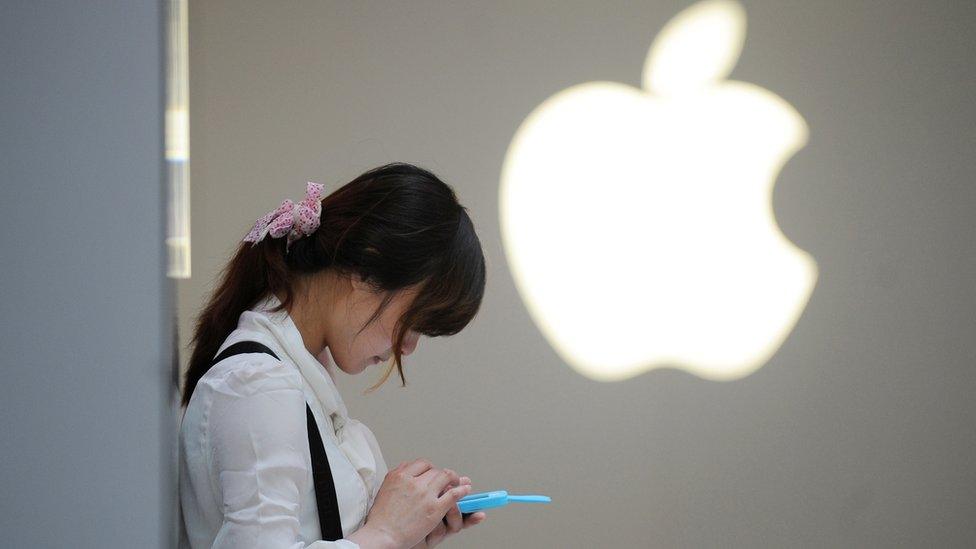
243,292 -> 351,425
233,292 -> 385,502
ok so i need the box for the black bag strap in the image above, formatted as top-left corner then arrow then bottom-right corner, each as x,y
210,340 -> 344,541
305,398 -> 344,541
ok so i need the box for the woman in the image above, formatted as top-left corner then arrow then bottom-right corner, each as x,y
178,162 -> 488,548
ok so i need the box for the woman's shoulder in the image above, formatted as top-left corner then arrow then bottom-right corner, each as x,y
190,353 -> 308,443
199,350 -> 304,400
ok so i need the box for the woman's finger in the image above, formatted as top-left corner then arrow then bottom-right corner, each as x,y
462,511 -> 487,529
441,501 -> 464,534
417,466 -> 449,492
440,469 -> 461,490
401,459 -> 434,477
435,483 -> 471,515
426,467 -> 460,495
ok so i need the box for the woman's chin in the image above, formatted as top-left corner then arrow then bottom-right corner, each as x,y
358,356 -> 383,374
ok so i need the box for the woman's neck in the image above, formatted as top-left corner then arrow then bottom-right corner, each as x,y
275,273 -> 337,359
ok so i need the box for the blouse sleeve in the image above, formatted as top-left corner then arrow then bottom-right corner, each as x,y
205,358 -> 362,549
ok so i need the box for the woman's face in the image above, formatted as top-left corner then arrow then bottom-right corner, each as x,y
327,276 -> 421,376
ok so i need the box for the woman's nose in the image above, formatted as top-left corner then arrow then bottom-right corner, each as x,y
402,331 -> 420,356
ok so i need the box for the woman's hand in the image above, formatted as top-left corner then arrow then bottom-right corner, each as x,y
410,475 -> 487,549
359,459 -> 474,549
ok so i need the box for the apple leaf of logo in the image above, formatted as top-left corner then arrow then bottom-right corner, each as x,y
644,0 -> 746,95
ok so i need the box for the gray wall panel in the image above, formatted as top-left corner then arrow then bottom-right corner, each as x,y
1,0 -> 174,546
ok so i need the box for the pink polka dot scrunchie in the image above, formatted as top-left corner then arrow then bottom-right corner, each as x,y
242,181 -> 324,252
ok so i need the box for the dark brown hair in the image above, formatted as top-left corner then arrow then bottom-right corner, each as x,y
181,162 -> 486,407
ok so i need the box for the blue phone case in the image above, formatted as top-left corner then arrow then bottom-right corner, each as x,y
457,490 -> 551,518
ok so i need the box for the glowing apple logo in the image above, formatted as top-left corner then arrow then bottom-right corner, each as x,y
499,0 -> 817,382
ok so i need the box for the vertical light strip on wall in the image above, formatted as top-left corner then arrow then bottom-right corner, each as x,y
165,0 -> 190,279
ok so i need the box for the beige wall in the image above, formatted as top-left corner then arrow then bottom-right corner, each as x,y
181,1 -> 976,546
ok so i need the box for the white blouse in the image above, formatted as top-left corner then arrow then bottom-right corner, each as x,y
178,293 -> 389,548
